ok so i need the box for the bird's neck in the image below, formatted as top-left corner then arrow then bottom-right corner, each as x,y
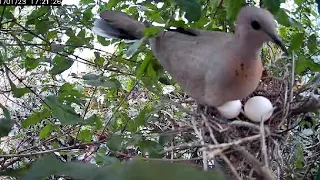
234,29 -> 264,56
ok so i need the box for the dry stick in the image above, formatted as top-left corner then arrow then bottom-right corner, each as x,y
302,155 -> 320,180
199,134 -> 261,152
4,65 -> 50,107
221,155 -> 243,180
0,157 -> 19,170
202,114 -> 242,180
278,71 -> 289,129
162,141 -> 203,153
272,140 -> 283,179
260,116 -> 269,168
201,114 -> 218,144
290,51 -> 295,102
235,146 -> 275,180
230,120 -> 263,132
161,94 -> 199,117
115,151 -> 204,169
75,87 -> 98,143
102,81 -> 138,134
191,117 -> 208,171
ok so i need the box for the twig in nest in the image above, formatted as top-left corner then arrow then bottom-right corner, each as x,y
260,117 -> 269,167
199,134 -> 261,151
272,140 -> 283,179
290,52 -> 295,102
201,113 -> 218,144
202,114 -> 242,180
221,155 -> 243,180
162,141 -> 203,153
234,146 -> 275,180
191,117 -> 208,171
230,120 -> 270,134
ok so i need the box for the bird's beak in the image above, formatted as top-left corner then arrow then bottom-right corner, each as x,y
267,32 -> 288,55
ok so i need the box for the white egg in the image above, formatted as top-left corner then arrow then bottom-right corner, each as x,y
244,96 -> 274,122
216,100 -> 242,119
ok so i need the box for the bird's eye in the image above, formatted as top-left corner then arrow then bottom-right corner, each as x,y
251,20 -> 261,30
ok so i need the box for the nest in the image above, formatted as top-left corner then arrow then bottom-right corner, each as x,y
202,74 -> 290,179
156,62 -> 319,179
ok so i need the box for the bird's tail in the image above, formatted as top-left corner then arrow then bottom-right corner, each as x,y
92,10 -> 146,40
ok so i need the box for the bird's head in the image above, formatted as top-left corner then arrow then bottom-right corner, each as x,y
235,6 -> 288,55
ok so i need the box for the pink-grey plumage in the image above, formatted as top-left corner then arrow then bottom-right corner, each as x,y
92,6 -> 287,107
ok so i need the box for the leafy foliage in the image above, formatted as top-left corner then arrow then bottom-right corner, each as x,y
14,155 -> 225,180
0,0 -> 319,179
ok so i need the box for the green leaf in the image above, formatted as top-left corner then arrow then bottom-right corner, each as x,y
35,19 -> 50,34
289,32 -> 305,52
95,154 -> 121,166
147,62 -> 157,80
78,129 -> 92,142
13,87 -> 30,98
22,109 -> 51,128
94,52 -> 105,66
138,140 -> 163,157
0,103 -> 13,138
125,38 -> 145,57
127,104 -> 154,132
136,53 -> 152,79
50,55 -> 74,75
143,26 -> 163,37
223,0 -> 246,21
307,34 -> 317,54
175,0 -> 202,22
25,57 -> 40,71
47,30 -> 58,41
316,166 -> 320,180
263,0 -> 284,14
107,135 -> 123,151
83,8 -> 93,22
276,9 -> 302,28
8,79 -> 30,98
66,29 -> 86,46
145,11 -> 165,23
295,160 -> 303,168
107,0 -> 122,9
97,36 -> 110,46
82,73 -> 100,80
58,83 -> 84,105
39,124 -> 57,139
83,77 -> 121,88
85,115 -> 103,129
11,34 -> 26,54
294,0 -> 303,5
23,34 -> 34,41
80,0 -> 95,4
296,56 -> 320,74
45,95 -> 83,125
275,9 -> 292,27
3,8 -> 14,20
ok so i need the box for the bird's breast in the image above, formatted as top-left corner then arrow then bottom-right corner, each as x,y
224,57 -> 263,99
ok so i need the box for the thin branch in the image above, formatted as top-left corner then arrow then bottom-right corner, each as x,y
0,140 -> 106,158
191,117 -> 208,171
235,146 -> 275,180
102,81 -> 138,134
4,64 -> 50,108
200,134 -> 261,151
0,6 -> 6,25
260,117 -> 268,167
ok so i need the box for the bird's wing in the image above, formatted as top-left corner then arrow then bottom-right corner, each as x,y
149,30 -> 234,106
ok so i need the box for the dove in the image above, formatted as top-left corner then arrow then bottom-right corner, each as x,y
92,6 -> 288,107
